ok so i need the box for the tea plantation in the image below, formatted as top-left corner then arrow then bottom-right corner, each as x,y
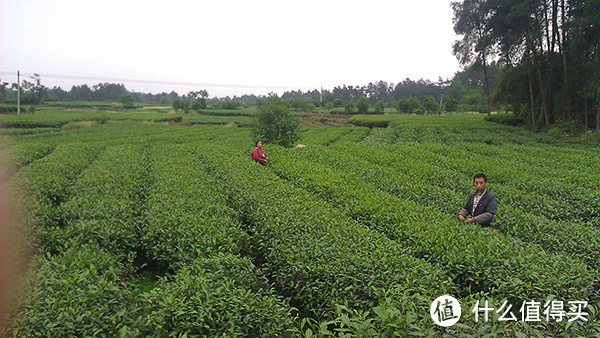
1,110 -> 599,336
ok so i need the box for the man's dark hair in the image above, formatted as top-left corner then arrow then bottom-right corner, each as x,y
473,173 -> 487,182
255,140 -> 262,147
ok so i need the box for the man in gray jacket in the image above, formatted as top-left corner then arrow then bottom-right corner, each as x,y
458,173 -> 497,227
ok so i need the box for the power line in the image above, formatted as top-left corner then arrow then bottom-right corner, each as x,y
0,70 -> 316,91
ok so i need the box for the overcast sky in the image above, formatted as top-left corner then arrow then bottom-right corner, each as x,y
1,0 -> 461,97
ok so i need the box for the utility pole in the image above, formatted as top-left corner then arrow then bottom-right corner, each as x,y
320,86 -> 323,114
17,70 -> 21,115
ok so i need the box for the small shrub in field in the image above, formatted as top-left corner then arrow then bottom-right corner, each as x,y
118,93 -> 136,109
357,97 -> 370,114
374,101 -> 385,114
252,94 -> 299,148
547,120 -> 588,136
192,98 -> 207,111
344,99 -> 355,114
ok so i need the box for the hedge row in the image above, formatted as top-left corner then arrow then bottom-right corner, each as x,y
0,141 -> 57,176
10,244 -> 139,336
364,138 -> 600,257
140,255 -> 295,336
11,143 -> 102,251
56,146 -> 152,256
11,140 -> 296,335
142,145 -> 250,269
268,146 -> 597,302
300,126 -> 354,146
300,126 -> 372,147
139,144 -> 295,336
358,126 -> 598,193
418,139 -> 599,200
199,145 -> 456,330
10,146 -> 148,336
268,144 -> 599,335
311,124 -> 600,227
307,139 -> 600,269
484,113 -> 526,127
347,116 -> 391,128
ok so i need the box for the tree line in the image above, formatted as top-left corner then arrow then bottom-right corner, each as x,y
452,0 -> 599,130
0,69 -> 494,112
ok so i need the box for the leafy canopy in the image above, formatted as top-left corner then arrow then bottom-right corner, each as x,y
118,92 -> 136,109
252,94 -> 299,148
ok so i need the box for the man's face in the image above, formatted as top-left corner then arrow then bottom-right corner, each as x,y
473,177 -> 487,192
257,141 -> 263,148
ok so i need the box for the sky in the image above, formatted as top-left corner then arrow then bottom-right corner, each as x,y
1,0 -> 462,97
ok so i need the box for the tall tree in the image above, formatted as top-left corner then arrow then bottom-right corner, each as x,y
452,0 -> 494,115
570,0 -> 600,130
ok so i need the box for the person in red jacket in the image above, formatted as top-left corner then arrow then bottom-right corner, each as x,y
250,140 -> 269,164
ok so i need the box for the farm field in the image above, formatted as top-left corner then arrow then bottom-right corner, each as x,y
0,105 -> 254,136
1,109 -> 599,336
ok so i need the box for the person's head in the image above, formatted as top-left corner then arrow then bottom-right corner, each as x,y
473,173 -> 487,192
256,140 -> 263,148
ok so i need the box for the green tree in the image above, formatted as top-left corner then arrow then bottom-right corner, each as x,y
20,90 -> 39,105
288,98 -> 315,112
69,84 -> 94,101
395,98 -> 409,113
452,0 -> 493,116
407,97 -> 423,114
570,0 -> 600,130
172,98 -> 190,111
192,98 -> 207,111
0,81 -> 8,101
118,92 -> 136,109
451,0 -> 600,130
422,96 -> 439,113
94,83 -> 127,101
444,98 -> 459,112
253,94 -> 299,148
172,98 -> 182,111
332,98 -> 343,108
221,100 -> 241,110
344,99 -> 355,114
374,101 -> 385,114
356,97 -> 370,114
